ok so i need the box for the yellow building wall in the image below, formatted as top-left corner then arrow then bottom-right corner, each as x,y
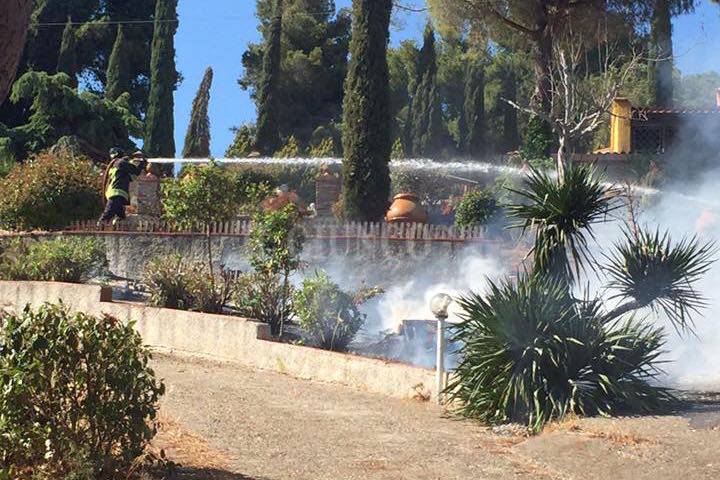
609,98 -> 632,153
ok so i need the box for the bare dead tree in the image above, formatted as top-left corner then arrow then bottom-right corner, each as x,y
0,0 -> 33,104
504,28 -> 643,177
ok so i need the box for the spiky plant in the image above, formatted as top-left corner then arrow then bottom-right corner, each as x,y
449,274 -> 676,433
507,165 -> 621,281
450,165 -> 713,433
604,228 -> 716,333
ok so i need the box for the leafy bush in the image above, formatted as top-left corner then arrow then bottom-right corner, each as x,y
0,151 -> 102,230
294,271 -> 380,351
143,254 -> 234,314
234,205 -> 304,335
162,162 -> 240,229
0,237 -> 107,283
520,116 -> 554,161
228,162 -> 321,205
0,304 -> 164,479
225,124 -> 256,158
454,189 -> 499,227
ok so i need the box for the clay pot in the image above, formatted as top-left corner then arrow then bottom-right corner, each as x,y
385,193 -> 428,224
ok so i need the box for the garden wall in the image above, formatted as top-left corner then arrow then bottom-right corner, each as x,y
0,281 -> 437,401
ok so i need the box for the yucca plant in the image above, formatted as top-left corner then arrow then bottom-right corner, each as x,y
450,165 -> 714,433
507,165 -> 621,281
604,229 -> 716,333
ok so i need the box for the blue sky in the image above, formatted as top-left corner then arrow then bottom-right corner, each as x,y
173,0 -> 720,158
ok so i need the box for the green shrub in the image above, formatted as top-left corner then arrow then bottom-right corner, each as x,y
225,124 -> 256,158
143,254 -> 234,314
234,270 -> 294,334
454,189 -> 499,227
274,135 -> 303,158
520,116 -> 554,162
162,162 -> 240,229
0,151 -> 102,230
0,237 -> 107,283
234,205 -> 304,336
0,304 -> 164,479
294,271 -> 379,351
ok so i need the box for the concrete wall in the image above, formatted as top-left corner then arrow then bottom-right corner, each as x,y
0,281 -> 436,401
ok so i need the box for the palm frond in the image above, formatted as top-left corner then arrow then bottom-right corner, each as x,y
448,273 -> 677,433
507,165 -> 621,283
604,228 -> 716,333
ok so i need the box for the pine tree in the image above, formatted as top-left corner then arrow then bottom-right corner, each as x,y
56,17 -> 77,86
182,67 -> 213,158
145,0 -> 178,165
341,0 -> 393,221
254,0 -> 283,156
106,24 -> 131,102
464,57 -> 486,157
409,23 -> 446,158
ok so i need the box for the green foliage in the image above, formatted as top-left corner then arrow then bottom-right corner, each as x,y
226,124 -> 256,158
307,137 -> 335,157
238,204 -> 305,335
449,274 -> 677,434
254,0 -> 284,155
0,238 -> 107,283
391,138 -> 405,159
390,168 -> 456,204
520,116 -> 554,161
229,162 -> 321,203
182,67 -> 213,158
161,162 -> 239,228
105,24 -> 131,102
4,72 -> 141,159
507,166 -> 620,281
409,23 -> 447,158
675,71 -> 720,108
294,271 -> 376,351
341,0 -> 393,221
145,0 -> 178,160
274,135 -> 303,158
240,0 -> 351,147
605,229 -> 716,332
454,189 -> 499,227
56,17 -> 78,84
143,254 -> 234,313
463,56 -> 486,157
0,304 -> 164,479
0,151 -> 102,230
451,165 -> 715,433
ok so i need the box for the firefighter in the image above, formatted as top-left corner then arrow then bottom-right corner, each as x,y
97,147 -> 148,227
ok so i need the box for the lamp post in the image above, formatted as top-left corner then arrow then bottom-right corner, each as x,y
430,293 -> 452,404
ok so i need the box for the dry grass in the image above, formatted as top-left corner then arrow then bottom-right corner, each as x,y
148,413 -> 236,471
543,415 -> 656,447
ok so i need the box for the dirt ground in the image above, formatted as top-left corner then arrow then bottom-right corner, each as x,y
151,353 -> 720,480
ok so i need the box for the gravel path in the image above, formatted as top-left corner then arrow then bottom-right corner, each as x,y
152,353 -> 720,480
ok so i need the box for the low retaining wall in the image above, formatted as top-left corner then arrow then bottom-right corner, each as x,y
0,281 -> 437,401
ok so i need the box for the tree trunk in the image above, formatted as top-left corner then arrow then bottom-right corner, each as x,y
556,134 -> 567,179
0,0 -> 33,105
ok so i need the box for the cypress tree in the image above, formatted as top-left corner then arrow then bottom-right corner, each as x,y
500,68 -> 519,152
649,0 -> 674,106
341,0 -> 393,221
409,23 -> 445,158
106,24 -> 131,102
56,17 -> 77,86
182,67 -> 213,158
145,0 -> 178,165
254,0 -> 283,156
464,57 -> 486,157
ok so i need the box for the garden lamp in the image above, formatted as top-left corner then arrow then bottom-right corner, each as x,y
430,292 -> 452,404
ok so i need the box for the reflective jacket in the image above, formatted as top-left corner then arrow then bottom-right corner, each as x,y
104,157 -> 147,200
